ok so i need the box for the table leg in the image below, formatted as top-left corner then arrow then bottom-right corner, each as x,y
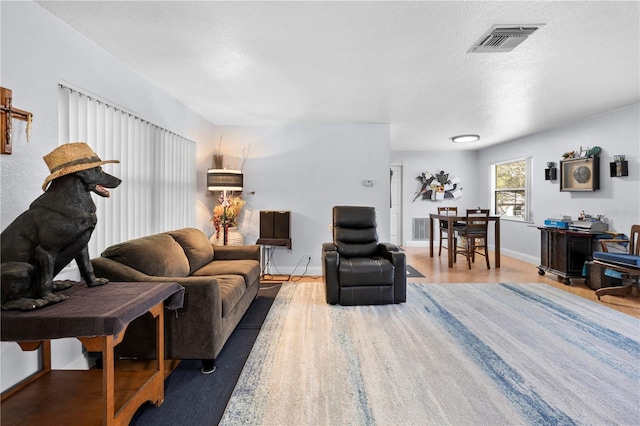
447,217 -> 454,268
429,217 -> 434,257
495,219 -> 501,268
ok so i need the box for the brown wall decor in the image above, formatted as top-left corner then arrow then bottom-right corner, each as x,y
560,156 -> 600,192
1,87 -> 33,154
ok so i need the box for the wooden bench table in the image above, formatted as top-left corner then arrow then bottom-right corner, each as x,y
1,281 -> 184,426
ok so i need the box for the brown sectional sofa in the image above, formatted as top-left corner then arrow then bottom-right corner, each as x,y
91,227 -> 261,373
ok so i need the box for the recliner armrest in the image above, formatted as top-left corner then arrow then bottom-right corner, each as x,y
323,242 -> 337,252
379,242 -> 400,252
322,246 -> 340,304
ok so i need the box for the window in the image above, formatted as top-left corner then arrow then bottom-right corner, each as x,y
491,157 -> 532,221
58,84 -> 196,257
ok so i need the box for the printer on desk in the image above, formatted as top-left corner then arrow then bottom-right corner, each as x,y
545,211 -> 608,233
570,220 -> 608,232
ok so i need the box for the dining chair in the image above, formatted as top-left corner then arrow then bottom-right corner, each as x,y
455,208 -> 491,269
593,224 -> 640,300
437,206 -> 458,256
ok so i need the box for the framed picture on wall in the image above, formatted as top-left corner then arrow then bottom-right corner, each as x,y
560,157 -> 600,192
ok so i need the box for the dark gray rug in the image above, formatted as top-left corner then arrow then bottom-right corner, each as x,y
406,264 -> 424,277
129,283 -> 281,426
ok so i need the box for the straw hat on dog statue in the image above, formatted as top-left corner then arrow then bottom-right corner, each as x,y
1,142 -> 121,310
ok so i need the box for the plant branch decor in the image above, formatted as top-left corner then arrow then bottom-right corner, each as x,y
211,194 -> 245,240
413,170 -> 462,201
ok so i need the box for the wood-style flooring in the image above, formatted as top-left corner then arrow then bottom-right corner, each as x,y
280,247 -> 640,319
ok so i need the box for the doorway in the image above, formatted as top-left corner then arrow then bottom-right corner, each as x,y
390,164 -> 403,245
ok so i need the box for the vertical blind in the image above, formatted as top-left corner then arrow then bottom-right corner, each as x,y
58,84 -> 196,258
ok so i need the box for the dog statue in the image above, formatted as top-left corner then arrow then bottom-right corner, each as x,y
1,143 -> 121,310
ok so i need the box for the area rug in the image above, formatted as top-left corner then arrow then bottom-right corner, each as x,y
406,264 -> 425,277
220,282 -> 640,425
130,283 -> 281,426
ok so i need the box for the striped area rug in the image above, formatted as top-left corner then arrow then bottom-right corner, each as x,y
221,282 -> 640,425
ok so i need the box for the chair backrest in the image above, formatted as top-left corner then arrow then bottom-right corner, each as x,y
600,225 -> 640,254
630,225 -> 639,256
438,206 -> 457,215
333,206 -> 379,258
437,207 -> 457,228
465,208 -> 490,235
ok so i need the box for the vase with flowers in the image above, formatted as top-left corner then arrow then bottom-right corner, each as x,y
211,194 -> 245,245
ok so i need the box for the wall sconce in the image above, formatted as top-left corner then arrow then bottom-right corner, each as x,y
207,169 -> 243,244
545,162 -> 557,181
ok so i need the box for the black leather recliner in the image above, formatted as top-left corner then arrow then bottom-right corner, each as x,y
322,206 -> 407,305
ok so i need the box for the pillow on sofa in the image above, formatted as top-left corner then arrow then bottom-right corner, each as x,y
101,233 -> 190,277
167,228 -> 214,273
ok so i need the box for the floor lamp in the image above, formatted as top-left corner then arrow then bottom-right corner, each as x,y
207,169 -> 243,245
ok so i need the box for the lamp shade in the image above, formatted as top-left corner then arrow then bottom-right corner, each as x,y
207,169 -> 243,191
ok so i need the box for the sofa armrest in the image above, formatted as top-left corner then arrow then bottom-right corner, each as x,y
213,244 -> 260,262
91,257 -> 152,282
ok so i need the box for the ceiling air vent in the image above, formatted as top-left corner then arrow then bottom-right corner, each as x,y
468,24 -> 545,53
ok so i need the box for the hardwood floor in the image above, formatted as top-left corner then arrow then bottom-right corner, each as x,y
283,247 -> 640,319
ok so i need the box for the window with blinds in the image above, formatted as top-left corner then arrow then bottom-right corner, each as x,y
58,84 -> 197,258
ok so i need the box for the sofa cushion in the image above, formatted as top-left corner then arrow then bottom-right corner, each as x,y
101,233 -> 190,277
167,228 -> 214,273
192,259 -> 261,288
215,275 -> 247,317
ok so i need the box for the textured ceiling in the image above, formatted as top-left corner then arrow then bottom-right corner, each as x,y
36,1 -> 640,151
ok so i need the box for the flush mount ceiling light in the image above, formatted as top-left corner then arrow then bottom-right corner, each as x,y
451,134 -> 480,143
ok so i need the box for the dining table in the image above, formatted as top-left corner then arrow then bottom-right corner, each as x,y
429,212 -> 501,268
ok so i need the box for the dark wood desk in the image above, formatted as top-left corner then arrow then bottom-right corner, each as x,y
1,281 -> 184,426
429,213 -> 501,268
537,227 -> 601,285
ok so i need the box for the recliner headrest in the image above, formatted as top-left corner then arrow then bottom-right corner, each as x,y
333,206 -> 377,229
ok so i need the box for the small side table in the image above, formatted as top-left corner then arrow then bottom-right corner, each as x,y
1,281 -> 184,426
256,238 -> 292,278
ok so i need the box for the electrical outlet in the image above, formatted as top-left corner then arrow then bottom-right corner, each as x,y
328,225 -> 333,231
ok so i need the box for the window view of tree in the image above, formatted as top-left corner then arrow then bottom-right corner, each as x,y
495,160 -> 526,218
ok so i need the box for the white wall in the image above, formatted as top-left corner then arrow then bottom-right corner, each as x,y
196,124 -> 392,275
390,150 -> 480,246
0,1 -> 215,391
392,103 -> 639,263
477,103 -> 640,263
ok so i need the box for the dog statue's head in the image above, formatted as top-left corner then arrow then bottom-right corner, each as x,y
42,142 -> 120,192
74,167 -> 121,197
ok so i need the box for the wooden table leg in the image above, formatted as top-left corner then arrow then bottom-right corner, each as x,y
429,216 -> 434,257
447,217 -> 454,268
495,218 -> 501,268
77,301 -> 165,425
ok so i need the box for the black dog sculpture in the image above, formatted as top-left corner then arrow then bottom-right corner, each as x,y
1,143 -> 121,310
